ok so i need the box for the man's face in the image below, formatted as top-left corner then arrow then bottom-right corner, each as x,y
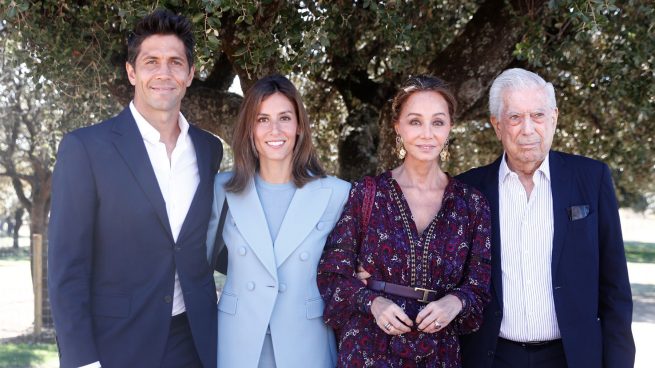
491,87 -> 558,170
126,34 -> 194,117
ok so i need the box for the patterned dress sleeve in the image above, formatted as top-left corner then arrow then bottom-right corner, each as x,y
449,189 -> 492,335
317,179 -> 383,330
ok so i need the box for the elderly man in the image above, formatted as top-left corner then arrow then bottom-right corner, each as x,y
458,68 -> 635,368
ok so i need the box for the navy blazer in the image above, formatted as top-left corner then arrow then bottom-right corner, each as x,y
457,151 -> 635,368
48,108 -> 222,368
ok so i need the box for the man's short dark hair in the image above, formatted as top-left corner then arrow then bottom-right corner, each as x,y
127,9 -> 195,68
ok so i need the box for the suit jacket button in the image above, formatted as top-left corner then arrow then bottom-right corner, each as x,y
495,311 -> 501,317
316,222 -> 325,230
164,295 -> 172,303
487,351 -> 494,357
238,247 -> 247,256
174,246 -> 181,251
299,252 -> 309,261
247,282 -> 255,291
279,283 -> 287,293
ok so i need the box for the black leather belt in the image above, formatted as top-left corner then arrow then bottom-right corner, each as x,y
367,280 -> 439,303
499,337 -> 562,349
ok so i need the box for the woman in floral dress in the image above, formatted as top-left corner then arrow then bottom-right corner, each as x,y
318,75 -> 492,367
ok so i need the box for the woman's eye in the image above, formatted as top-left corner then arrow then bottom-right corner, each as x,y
433,120 -> 444,126
409,119 -> 421,125
257,117 -> 269,123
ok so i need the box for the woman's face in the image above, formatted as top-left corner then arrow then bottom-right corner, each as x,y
253,92 -> 298,166
395,91 -> 452,163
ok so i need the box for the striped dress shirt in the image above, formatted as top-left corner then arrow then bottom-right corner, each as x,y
498,154 -> 561,342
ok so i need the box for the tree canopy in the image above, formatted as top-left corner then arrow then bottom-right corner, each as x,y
2,0 -> 654,209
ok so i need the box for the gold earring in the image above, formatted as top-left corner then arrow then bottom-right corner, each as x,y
396,135 -> 406,160
440,138 -> 450,162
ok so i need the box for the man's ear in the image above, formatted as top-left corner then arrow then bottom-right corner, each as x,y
186,65 -> 195,87
126,62 -> 137,86
490,116 -> 502,140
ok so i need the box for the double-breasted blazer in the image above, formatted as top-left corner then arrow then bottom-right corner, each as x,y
457,151 -> 635,368
206,172 -> 350,368
48,107 -> 222,368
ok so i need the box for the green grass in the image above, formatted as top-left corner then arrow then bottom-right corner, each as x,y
0,246 -> 30,261
625,241 -> 655,263
0,343 -> 58,368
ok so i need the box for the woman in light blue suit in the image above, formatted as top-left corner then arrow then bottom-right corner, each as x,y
206,75 -> 350,368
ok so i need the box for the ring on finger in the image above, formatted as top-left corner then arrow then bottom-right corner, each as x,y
384,322 -> 392,331
434,320 -> 442,329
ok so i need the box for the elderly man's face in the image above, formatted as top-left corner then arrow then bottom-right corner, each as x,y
491,87 -> 558,170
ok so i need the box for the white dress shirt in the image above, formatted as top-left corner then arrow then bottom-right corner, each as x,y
498,153 -> 561,342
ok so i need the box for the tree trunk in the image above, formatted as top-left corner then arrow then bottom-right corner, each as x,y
29,179 -> 52,328
12,207 -> 23,248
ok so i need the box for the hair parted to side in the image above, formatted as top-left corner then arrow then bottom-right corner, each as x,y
127,9 -> 195,68
489,68 -> 557,119
391,75 -> 457,124
225,74 -> 326,193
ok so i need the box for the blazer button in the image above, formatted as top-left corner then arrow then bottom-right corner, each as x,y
238,247 -> 247,256
247,282 -> 256,291
164,295 -> 172,303
487,351 -> 494,357
279,283 -> 287,293
495,311 -> 501,317
299,252 -> 309,261
316,222 -> 325,230
174,246 -> 181,252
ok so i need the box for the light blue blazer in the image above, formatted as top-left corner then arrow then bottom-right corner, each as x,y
206,172 -> 350,368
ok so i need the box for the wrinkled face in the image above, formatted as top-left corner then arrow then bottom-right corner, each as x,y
491,87 -> 558,170
254,92 -> 298,167
394,91 -> 452,163
126,34 -> 194,117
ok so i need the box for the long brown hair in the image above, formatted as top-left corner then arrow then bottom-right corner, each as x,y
225,74 -> 326,193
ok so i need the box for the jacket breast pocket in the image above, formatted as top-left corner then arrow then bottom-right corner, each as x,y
306,297 -> 325,319
91,294 -> 131,318
218,291 -> 238,315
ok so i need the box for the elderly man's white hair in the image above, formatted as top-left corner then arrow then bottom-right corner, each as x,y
488,68 -> 557,119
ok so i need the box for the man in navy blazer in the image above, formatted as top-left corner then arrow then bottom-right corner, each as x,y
458,68 -> 635,367
48,10 -> 222,368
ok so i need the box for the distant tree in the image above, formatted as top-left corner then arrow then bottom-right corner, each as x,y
0,35 -> 120,326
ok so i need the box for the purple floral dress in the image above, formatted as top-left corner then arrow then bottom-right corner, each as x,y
318,172 -> 492,367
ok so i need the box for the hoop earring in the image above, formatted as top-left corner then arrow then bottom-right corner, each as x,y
440,138 -> 450,162
395,135 -> 406,160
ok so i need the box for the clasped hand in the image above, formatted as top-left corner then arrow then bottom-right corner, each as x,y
358,266 -> 462,335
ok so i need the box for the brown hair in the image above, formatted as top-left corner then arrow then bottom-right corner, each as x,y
127,9 -> 194,69
391,75 -> 457,124
225,74 -> 326,193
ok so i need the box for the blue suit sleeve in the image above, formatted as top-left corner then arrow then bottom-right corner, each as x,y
47,133 -> 100,367
597,164 -> 636,367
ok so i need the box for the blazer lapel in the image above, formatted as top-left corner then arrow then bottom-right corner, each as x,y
273,179 -> 331,266
484,156 -> 503,308
111,108 -> 174,242
226,178 -> 277,279
176,127 -> 210,243
549,151 -> 572,276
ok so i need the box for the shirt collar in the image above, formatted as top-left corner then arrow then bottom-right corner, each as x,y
129,101 -> 190,146
499,152 -> 551,183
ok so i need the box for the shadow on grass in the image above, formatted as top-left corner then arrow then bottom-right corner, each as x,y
0,332 -> 57,368
625,241 -> 655,263
0,247 -> 30,262
0,343 -> 57,368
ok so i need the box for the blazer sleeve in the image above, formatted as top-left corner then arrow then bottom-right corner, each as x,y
597,164 -> 636,367
47,133 -> 100,367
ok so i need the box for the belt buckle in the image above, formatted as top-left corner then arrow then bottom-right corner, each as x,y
414,287 -> 435,303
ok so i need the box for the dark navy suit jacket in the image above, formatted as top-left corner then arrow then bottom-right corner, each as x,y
48,108 -> 222,368
457,151 -> 635,368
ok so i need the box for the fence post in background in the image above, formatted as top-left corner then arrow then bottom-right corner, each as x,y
32,233 -> 42,335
